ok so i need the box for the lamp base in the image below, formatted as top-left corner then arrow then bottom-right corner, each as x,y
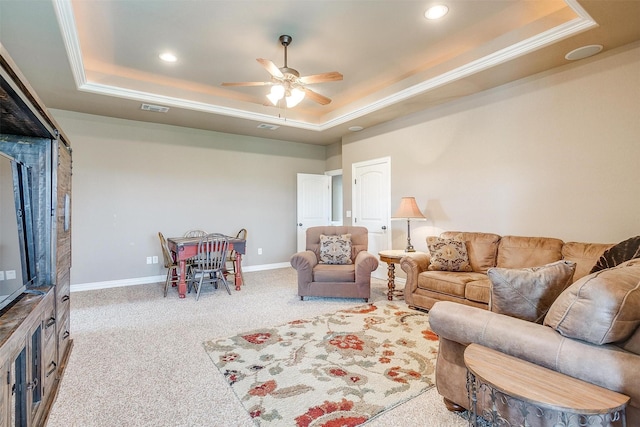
405,245 -> 416,252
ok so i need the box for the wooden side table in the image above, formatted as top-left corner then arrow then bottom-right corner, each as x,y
378,250 -> 426,301
464,343 -> 629,427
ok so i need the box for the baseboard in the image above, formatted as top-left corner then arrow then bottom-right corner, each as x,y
70,262 -> 291,293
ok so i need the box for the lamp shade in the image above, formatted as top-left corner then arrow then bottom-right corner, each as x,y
392,197 -> 425,219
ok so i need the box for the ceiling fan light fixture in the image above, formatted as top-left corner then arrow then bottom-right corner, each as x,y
286,88 -> 305,108
267,84 -> 285,105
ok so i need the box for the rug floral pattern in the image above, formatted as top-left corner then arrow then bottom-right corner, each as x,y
203,302 -> 439,426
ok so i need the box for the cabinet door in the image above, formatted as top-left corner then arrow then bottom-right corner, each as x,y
28,324 -> 42,424
0,360 -> 8,427
9,346 -> 28,427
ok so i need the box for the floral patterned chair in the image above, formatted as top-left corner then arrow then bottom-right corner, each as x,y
290,226 -> 378,301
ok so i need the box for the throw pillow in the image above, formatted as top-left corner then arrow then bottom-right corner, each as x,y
544,259 -> 640,345
319,234 -> 353,265
590,235 -> 640,273
427,235 -> 473,272
487,260 -> 576,323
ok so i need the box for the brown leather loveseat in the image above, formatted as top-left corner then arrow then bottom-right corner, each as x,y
400,231 -> 612,311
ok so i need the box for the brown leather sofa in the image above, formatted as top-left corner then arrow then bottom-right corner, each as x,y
428,258 -> 640,426
290,226 -> 378,301
400,231 -> 612,311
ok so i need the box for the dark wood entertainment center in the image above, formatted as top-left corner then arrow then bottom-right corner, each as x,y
0,45 -> 72,425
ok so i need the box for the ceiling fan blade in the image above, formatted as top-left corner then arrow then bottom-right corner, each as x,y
303,87 -> 332,105
221,81 -> 271,87
299,72 -> 343,85
257,58 -> 284,79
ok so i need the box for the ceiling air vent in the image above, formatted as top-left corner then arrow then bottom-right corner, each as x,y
257,123 -> 280,130
140,103 -> 169,113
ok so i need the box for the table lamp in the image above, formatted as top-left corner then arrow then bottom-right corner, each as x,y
392,197 -> 426,252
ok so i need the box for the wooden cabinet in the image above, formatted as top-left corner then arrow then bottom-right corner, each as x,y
0,46 -> 73,425
0,291 -> 57,426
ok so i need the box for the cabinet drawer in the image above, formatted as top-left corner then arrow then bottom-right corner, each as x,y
56,281 -> 71,316
43,333 -> 58,394
44,305 -> 57,344
57,313 -> 71,360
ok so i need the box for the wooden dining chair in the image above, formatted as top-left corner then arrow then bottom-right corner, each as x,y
158,232 -> 180,297
183,229 -> 208,238
225,228 -> 247,284
188,233 -> 230,300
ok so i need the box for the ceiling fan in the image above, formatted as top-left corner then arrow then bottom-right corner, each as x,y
221,35 -> 343,107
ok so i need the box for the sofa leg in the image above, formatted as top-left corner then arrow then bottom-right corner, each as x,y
443,397 -> 465,412
300,296 -> 304,301
364,298 -> 368,303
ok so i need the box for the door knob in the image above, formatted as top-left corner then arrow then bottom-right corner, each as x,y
298,223 -> 303,226
382,226 -> 387,230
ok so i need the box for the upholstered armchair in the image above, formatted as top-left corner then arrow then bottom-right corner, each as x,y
290,226 -> 379,301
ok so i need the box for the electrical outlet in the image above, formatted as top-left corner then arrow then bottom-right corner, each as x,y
146,256 -> 152,264
5,270 -> 16,280
258,248 -> 263,255
152,256 -> 158,264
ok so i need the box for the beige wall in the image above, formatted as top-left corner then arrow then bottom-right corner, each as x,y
53,41 -> 639,286
325,142 -> 342,171
51,111 -> 327,285
342,42 -> 640,253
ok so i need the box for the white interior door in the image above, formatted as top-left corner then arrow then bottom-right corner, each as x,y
352,157 -> 391,279
296,173 -> 331,252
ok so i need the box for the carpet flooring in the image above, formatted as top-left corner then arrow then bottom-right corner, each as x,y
46,268 -> 468,427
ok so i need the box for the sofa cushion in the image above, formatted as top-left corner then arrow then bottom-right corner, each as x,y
496,235 -> 564,269
590,236 -> 640,273
562,242 -> 613,282
488,260 -> 576,323
319,234 -> 352,265
441,231 -> 501,273
465,278 -> 491,304
313,264 -> 355,282
306,226 -> 368,261
427,235 -> 472,272
544,259 -> 640,344
417,271 -> 487,299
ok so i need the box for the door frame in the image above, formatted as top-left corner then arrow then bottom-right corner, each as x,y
325,169 -> 343,226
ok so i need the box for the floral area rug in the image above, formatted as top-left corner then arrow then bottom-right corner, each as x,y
203,302 -> 439,426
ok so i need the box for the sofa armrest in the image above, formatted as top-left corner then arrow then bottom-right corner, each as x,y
429,301 -> 640,407
290,251 -> 318,285
400,253 -> 430,295
354,251 -> 379,280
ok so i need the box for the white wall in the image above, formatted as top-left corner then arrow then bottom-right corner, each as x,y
50,111 -> 327,286
342,42 -> 640,253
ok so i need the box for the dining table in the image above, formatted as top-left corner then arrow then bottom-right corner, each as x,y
167,235 -> 246,298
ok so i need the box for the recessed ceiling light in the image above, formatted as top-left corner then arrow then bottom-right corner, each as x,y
425,5 -> 449,20
159,52 -> 177,63
348,126 -> 364,132
565,45 -> 603,61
